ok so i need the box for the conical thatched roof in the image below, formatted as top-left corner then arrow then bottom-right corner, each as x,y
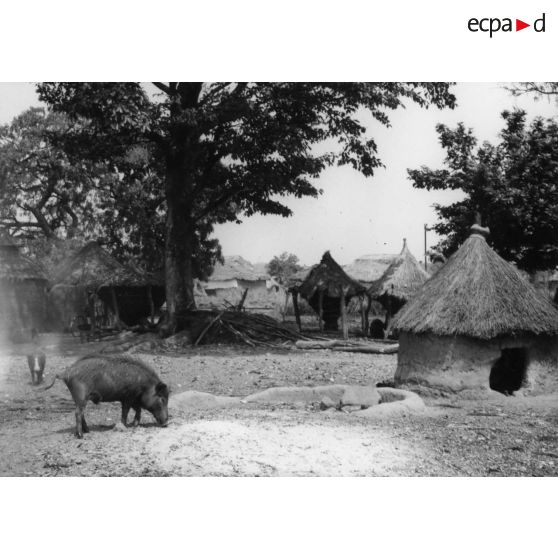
368,239 -> 429,302
0,231 -> 47,282
392,225 -> 558,339
298,251 -> 366,299
52,242 -> 154,289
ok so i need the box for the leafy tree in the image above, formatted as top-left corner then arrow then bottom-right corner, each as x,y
0,107 -> 106,240
37,82 -> 456,331
408,109 -> 558,272
267,252 -> 302,284
509,82 -> 558,102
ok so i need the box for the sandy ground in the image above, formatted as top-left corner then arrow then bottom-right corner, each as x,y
1,334 -> 557,476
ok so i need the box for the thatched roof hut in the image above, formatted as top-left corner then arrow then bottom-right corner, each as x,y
0,231 -> 49,340
50,242 -> 165,329
206,255 -> 269,283
368,238 -> 429,319
391,225 -> 558,395
292,251 -> 368,338
342,253 -> 397,286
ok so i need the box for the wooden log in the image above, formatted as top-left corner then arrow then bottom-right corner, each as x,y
236,288 -> 249,311
331,344 -> 399,355
292,291 -> 302,333
295,340 -> 340,350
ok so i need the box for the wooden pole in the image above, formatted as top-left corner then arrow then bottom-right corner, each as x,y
340,289 -> 349,340
292,291 -> 302,332
360,294 -> 366,336
148,286 -> 155,325
364,293 -> 371,336
318,290 -> 324,332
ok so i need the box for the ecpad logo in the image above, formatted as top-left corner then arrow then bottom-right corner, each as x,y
468,13 -> 546,37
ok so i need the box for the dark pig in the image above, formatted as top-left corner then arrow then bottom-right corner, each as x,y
45,354 -> 169,438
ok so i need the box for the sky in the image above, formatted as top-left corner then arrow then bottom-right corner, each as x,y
1,82 -> 556,266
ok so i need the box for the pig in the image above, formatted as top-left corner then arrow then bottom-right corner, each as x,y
45,354 -> 169,438
27,328 -> 46,385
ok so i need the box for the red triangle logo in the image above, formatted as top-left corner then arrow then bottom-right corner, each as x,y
516,19 -> 530,31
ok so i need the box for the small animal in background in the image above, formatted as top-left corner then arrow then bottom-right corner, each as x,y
27,328 -> 46,385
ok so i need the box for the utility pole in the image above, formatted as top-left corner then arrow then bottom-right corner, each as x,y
424,224 -> 432,271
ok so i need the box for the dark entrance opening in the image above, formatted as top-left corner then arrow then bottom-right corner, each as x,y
489,348 -> 528,395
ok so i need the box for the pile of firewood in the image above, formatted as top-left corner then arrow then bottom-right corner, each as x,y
192,310 -> 314,347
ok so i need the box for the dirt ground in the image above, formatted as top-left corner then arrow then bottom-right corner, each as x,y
1,333 -> 557,476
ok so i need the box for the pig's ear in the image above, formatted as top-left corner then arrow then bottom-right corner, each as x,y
156,382 -> 169,397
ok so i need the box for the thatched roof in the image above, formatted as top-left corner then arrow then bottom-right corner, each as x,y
207,255 -> 269,282
368,239 -> 429,302
52,242 -> 156,290
297,251 -> 367,299
0,231 -> 47,282
392,225 -> 558,339
343,253 -> 398,283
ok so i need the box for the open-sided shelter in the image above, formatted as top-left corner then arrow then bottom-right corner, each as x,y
49,242 -> 165,330
0,231 -> 48,341
291,251 -> 369,339
391,225 -> 558,395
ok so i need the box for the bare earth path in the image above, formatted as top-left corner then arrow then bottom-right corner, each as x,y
1,335 -> 557,476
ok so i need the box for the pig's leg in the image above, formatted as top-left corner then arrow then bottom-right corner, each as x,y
121,403 -> 130,426
81,415 -> 89,433
131,407 -> 141,427
75,405 -> 86,438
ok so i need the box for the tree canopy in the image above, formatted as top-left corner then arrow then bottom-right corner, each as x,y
37,82 -> 456,330
408,109 -> 558,272
267,252 -> 302,285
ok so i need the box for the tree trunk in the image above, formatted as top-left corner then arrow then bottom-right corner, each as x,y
164,146 -> 197,334
162,83 -> 204,335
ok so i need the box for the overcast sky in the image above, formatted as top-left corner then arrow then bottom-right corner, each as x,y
1,82 -> 556,266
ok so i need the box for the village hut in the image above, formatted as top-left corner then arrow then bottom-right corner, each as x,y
391,224 -> 558,395
292,251 -> 369,339
368,239 -> 429,330
49,242 -> 165,330
200,255 -> 286,318
343,253 -> 397,287
0,231 -> 48,341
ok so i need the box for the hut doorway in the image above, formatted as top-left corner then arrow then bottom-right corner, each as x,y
489,348 -> 528,394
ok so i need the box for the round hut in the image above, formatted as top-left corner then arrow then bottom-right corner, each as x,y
0,231 -> 48,342
49,242 -> 165,330
368,238 -> 429,331
391,225 -> 558,395
291,251 -> 369,339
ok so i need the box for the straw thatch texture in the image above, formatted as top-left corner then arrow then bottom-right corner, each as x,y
53,242 -> 155,289
0,232 -> 47,282
298,251 -> 366,300
392,227 -> 558,339
208,255 -> 269,282
369,239 -> 429,304
343,253 -> 397,285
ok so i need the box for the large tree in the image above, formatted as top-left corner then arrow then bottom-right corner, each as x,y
37,82 -> 456,331
0,107 -> 103,239
408,109 -> 558,272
